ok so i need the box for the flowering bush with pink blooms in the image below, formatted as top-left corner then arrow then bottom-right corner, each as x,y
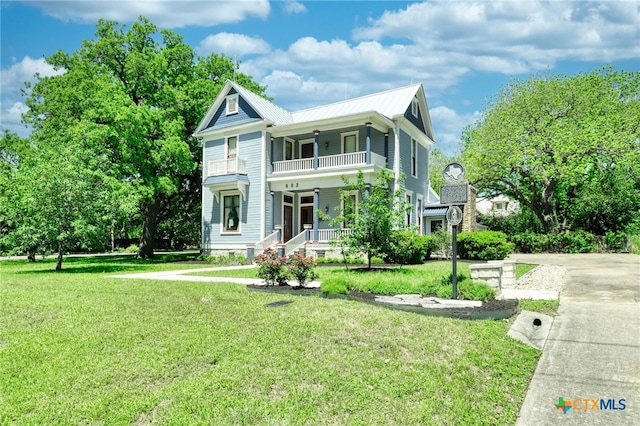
255,248 -> 318,287
255,248 -> 288,286
286,252 -> 318,287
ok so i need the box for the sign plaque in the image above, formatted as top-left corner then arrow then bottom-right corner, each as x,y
440,183 -> 469,205
442,162 -> 466,183
446,206 -> 463,226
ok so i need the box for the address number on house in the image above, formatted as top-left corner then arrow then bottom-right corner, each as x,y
440,183 -> 468,205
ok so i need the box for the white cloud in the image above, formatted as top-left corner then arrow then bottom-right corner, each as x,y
281,1 -> 306,15
0,101 -> 31,137
429,106 -> 482,155
1,56 -> 64,95
28,0 -> 271,28
197,33 -> 271,57
353,1 -> 640,73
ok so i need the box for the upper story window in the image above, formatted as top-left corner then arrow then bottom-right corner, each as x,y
341,131 -> 359,154
411,139 -> 417,177
284,139 -> 293,161
411,97 -> 419,118
226,94 -> 239,115
226,136 -> 237,159
223,193 -> 241,232
406,193 -> 412,227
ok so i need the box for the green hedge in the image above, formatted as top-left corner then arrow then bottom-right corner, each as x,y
386,231 -> 436,264
456,231 -> 514,260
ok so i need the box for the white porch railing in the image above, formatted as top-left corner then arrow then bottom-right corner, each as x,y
318,152 -> 365,168
272,151 -> 387,174
254,230 -> 279,256
273,158 -> 313,173
208,158 -> 247,176
284,229 -> 309,255
317,228 -> 353,242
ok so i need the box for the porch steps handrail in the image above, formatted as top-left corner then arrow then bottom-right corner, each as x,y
254,230 -> 279,256
284,230 -> 308,255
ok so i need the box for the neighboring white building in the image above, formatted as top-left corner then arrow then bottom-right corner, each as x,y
476,194 -> 519,217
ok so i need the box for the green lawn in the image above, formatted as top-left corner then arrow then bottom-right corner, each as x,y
1,256 -> 540,425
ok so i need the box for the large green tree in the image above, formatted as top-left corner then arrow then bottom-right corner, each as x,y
462,67 -> 640,234
23,17 -> 267,258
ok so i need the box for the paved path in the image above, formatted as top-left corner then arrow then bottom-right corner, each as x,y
511,253 -> 639,426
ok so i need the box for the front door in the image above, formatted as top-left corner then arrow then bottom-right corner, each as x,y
300,206 -> 314,233
283,205 -> 293,242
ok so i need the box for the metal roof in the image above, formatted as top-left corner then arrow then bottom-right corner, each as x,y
232,82 -> 294,125
423,207 -> 447,217
291,83 -> 422,123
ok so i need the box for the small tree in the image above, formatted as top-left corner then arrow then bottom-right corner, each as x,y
330,169 -> 408,269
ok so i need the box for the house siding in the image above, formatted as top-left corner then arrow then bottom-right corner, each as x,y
202,131 -> 264,249
204,89 -> 262,131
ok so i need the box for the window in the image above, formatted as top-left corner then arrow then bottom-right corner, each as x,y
406,194 -> 412,227
223,194 -> 240,232
226,136 -> 237,159
342,192 -> 358,228
341,131 -> 359,153
411,139 -> 417,177
430,220 -> 443,234
411,97 -> 419,117
226,94 -> 238,115
284,139 -> 293,161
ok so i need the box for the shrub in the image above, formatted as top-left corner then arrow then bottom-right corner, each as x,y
386,230 -> 434,265
605,231 -> 627,252
457,231 -> 514,260
255,248 -> 288,286
123,244 -> 139,254
558,230 -> 595,253
321,277 -> 350,295
511,232 -> 549,253
286,252 -> 318,287
432,228 -> 452,258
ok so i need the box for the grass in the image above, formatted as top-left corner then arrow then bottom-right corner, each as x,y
518,299 -> 560,317
515,263 -> 537,279
0,255 -> 541,425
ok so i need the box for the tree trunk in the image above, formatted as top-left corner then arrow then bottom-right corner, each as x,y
56,244 -> 63,271
138,197 -> 159,259
27,247 -> 36,262
540,177 -> 559,234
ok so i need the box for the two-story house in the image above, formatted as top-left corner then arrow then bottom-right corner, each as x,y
194,80 -> 436,258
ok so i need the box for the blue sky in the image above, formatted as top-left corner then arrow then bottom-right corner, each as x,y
1,1 -> 638,155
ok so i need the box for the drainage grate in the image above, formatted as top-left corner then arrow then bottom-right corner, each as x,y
265,300 -> 293,308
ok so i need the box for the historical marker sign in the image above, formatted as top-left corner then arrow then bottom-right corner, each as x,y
440,183 -> 469,205
442,162 -> 466,183
446,206 -> 463,226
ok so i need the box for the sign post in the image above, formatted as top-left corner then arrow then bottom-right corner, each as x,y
441,162 -> 467,300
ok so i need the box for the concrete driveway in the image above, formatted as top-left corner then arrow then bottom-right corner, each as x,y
511,253 -> 639,425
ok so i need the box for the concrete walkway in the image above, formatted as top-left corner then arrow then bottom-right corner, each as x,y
511,253 -> 639,426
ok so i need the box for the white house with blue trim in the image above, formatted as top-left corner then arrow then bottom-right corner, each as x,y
194,81 -> 437,258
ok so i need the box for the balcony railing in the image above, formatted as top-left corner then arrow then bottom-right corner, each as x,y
208,158 -> 247,176
272,152 -> 386,174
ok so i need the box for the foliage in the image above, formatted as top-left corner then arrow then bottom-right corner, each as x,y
122,244 -> 139,254
478,206 -> 544,235
604,231 -> 628,252
629,235 -> 640,255
286,252 -> 318,287
386,231 -> 435,264
320,277 -> 350,295
255,248 -> 288,286
1,142 -> 114,270
431,227 -> 453,258
22,17 -> 267,258
462,67 -> 640,235
510,232 -> 550,254
196,252 -> 248,265
457,231 -> 514,260
329,169 -> 408,269
428,148 -> 459,195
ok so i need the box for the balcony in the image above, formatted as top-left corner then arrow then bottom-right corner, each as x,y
272,151 -> 386,174
207,157 -> 247,177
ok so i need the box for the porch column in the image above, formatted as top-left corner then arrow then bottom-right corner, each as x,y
384,132 -> 389,162
313,188 -> 320,242
313,130 -> 320,170
270,137 -> 274,171
365,122 -> 372,164
270,191 -> 275,232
